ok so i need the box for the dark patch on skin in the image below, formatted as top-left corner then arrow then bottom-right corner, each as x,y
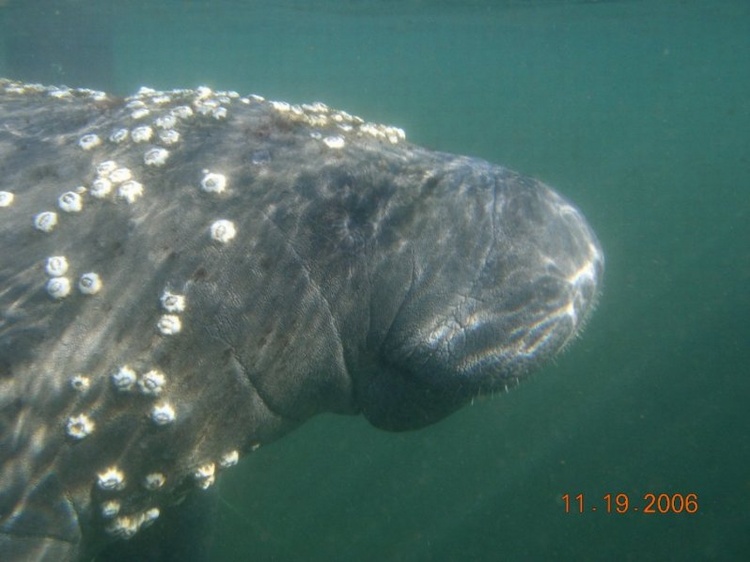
191,267 -> 208,282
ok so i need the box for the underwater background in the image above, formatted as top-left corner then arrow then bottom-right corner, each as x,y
1,0 -> 748,560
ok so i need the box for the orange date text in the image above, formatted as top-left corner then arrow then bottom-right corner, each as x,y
561,493 -> 699,514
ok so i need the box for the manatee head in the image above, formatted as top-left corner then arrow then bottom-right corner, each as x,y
342,157 -> 604,430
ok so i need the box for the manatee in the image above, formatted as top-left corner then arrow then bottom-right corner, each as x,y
0,78 -> 604,561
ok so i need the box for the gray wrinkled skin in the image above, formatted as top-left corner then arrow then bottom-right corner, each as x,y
0,79 -> 604,561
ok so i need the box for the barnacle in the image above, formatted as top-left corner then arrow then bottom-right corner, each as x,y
151,402 -> 176,426
201,171 -> 227,194
97,467 -> 126,491
66,414 -> 95,440
209,219 -> 236,243
79,272 -> 102,295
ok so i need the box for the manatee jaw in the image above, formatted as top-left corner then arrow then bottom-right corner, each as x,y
359,175 -> 604,431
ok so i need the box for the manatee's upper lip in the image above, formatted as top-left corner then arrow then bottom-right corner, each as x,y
367,244 -> 602,431
426,247 -> 603,388
429,193 -> 603,390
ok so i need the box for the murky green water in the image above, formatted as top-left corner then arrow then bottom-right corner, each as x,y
2,1 -> 748,560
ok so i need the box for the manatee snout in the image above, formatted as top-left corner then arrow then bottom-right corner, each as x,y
358,164 -> 603,431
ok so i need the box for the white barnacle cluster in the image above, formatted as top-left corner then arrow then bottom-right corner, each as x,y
219,450 -> 240,469
97,466 -> 126,491
99,88 -> 194,192
214,106 -> 228,119
193,462 -> 216,490
57,190 -> 84,213
269,100 -> 291,113
50,185 -> 88,226
0,191 -> 14,207
109,128 -> 129,144
97,160 -> 119,177
110,363 -> 175,425
45,255 -> 68,277
111,365 -> 138,392
143,472 -> 166,491
209,219 -> 236,244
90,161 -> 114,198
140,507 -> 162,528
101,500 -> 121,519
160,290 -> 186,313
154,114 -> 177,130
157,288 -> 186,339
0,80 -> 107,102
137,369 -> 166,396
157,128 -> 180,145
43,256 -> 102,298
191,86 -> 232,120
151,94 -> 173,106
78,133 -> 102,151
46,277 -> 71,299
330,109 -> 361,125
43,255 -> 72,299
33,211 -> 58,233
270,98 -> 332,130
131,107 -> 150,120
282,99 -> 405,147
323,135 -> 345,149
43,255 -> 71,299
111,168 -> 133,184
200,170 -> 227,194
66,413 -> 95,440
300,101 -> 330,126
86,88 -> 108,102
131,125 -> 153,143
89,178 -> 112,199
0,80 -> 35,95
358,122 -> 406,144
150,402 -> 176,426
49,87 -> 73,99
135,86 -> 158,97
105,515 -> 138,540
79,272 -> 103,295
308,106 -> 364,136
117,179 -> 144,204
127,99 -> 151,121
157,314 -> 181,335
112,365 -> 169,397
188,451 -> 240,491
70,374 -> 91,392
170,104 -> 194,119
195,97 -> 224,118
102,89 -> 198,180
144,147 -> 169,167
90,159 -> 144,204
106,508 -> 160,540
